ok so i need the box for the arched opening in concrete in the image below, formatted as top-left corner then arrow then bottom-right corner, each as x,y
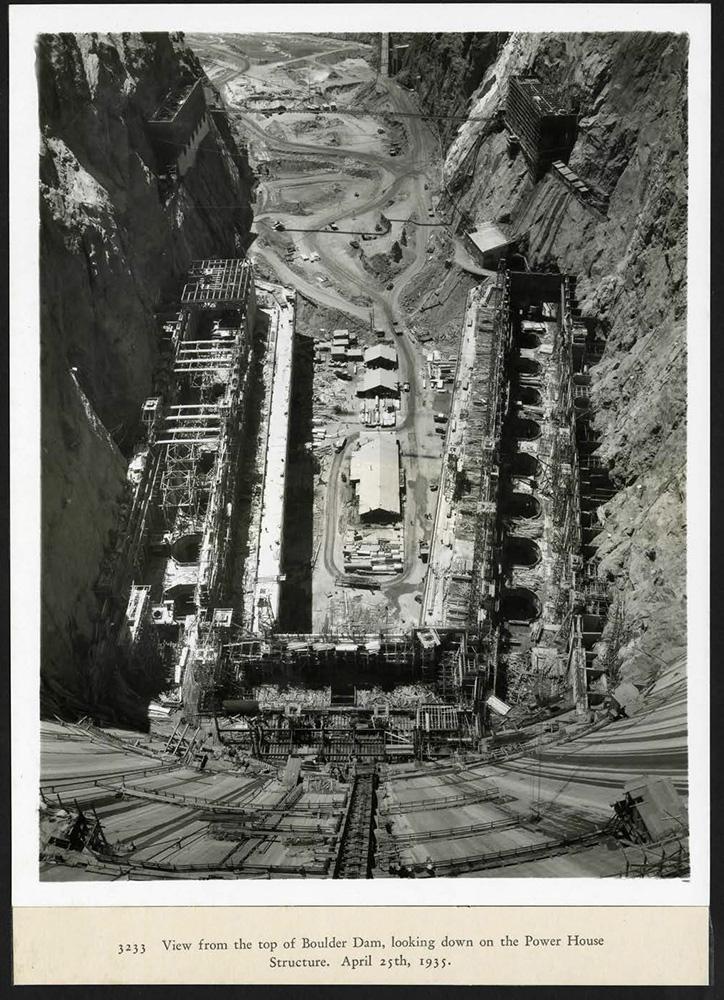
505,492 -> 541,519
504,535 -> 542,567
511,416 -> 541,440
510,451 -> 540,477
177,382 -> 201,406
515,385 -> 543,407
518,331 -> 542,350
163,583 -> 196,619
171,533 -> 202,565
501,588 -> 541,622
208,382 -> 227,402
197,308 -> 242,341
197,449 -> 216,476
513,357 -> 541,377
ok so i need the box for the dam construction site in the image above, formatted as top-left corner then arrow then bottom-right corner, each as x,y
38,31 -> 689,880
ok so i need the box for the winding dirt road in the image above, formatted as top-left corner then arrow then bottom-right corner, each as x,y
261,79 -> 442,609
195,40 -> 447,623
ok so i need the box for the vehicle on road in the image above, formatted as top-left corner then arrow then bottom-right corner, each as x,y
402,382 -> 410,392
272,220 -> 285,231
349,239 -> 360,249
386,282 -> 394,290
334,437 -> 347,453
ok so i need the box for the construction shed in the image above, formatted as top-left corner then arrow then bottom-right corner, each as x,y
505,77 -> 577,180
612,777 -> 687,844
350,434 -> 401,522
357,369 -> 399,398
464,222 -> 517,269
364,343 -> 398,369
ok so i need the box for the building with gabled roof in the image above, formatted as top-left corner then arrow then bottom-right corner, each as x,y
349,434 -> 401,522
357,369 -> 399,398
364,343 -> 398,369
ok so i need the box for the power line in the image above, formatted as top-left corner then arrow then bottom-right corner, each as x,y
236,103 -> 495,123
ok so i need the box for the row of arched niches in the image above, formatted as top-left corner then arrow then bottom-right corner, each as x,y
497,307 -> 549,662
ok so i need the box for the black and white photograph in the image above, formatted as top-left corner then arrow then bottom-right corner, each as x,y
23,11 -> 703,889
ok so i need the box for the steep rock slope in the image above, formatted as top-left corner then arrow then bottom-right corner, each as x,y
39,32 -> 254,719
394,32 -> 509,147
408,32 -> 688,686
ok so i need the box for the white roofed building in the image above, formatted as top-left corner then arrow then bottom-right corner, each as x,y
349,434 -> 401,522
357,368 -> 399,398
363,343 -> 398,369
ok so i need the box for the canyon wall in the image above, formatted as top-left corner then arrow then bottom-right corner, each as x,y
395,32 -> 509,147
403,32 -> 688,686
39,32 -> 254,719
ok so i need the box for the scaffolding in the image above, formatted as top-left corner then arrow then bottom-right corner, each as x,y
505,77 -> 577,179
97,257 -> 257,661
182,259 -> 254,306
467,266 -> 510,631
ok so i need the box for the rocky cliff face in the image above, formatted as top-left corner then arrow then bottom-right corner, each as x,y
405,32 -> 688,686
39,32 -> 254,719
395,32 -> 509,147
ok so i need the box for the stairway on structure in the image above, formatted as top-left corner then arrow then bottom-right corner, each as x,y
333,766 -> 376,879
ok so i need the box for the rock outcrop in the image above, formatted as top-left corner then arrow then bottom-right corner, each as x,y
394,32 -> 509,147
39,32 -> 254,719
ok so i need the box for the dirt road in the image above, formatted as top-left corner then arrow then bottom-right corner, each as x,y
193,40 -> 448,625
262,77 -> 442,619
